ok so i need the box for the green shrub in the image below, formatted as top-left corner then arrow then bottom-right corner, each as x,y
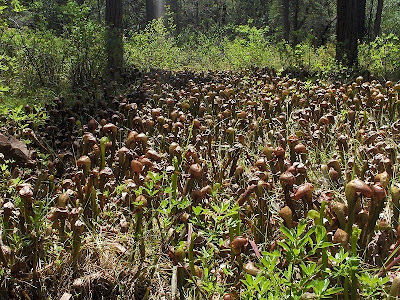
359,34 -> 400,80
125,19 -> 184,71
124,21 -> 348,76
0,0 -> 104,105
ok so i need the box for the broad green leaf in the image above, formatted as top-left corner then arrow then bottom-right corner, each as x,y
280,226 -> 295,243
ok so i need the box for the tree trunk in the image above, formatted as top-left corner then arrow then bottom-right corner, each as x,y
336,0 -> 365,66
292,0 -> 299,44
283,0 -> 290,42
146,0 -> 155,23
373,0 -> 383,39
153,0 -> 166,19
168,0 -> 180,31
367,0 -> 374,40
105,0 -> 123,73
357,0 -> 366,41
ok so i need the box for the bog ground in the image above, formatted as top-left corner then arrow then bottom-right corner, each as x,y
0,69 -> 400,299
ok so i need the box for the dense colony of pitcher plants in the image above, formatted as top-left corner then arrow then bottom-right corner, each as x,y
1,69 -> 400,298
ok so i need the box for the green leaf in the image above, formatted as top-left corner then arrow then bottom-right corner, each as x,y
0,85 -> 9,92
280,226 -> 295,243
192,206 -> 203,215
278,241 -> 290,252
297,221 -> 307,237
323,287 -> 343,297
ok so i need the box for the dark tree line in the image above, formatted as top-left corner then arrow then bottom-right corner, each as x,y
105,0 -> 386,69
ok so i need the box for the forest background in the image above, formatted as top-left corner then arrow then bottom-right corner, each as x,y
0,0 -> 399,106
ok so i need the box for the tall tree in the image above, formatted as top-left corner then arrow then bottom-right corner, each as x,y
336,0 -> 366,66
373,0 -> 384,39
105,0 -> 123,73
146,0 -> 155,23
146,0 -> 165,23
292,0 -> 299,44
357,0 -> 366,41
282,0 -> 290,41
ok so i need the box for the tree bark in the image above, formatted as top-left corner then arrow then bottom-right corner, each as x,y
283,0 -> 290,42
373,0 -> 383,39
292,0 -> 299,44
146,0 -> 155,23
367,0 -> 374,40
357,0 -> 366,41
105,0 -> 123,73
336,0 -> 365,66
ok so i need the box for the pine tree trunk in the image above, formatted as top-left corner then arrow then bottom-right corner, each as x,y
373,0 -> 383,39
357,0 -> 366,41
293,0 -> 299,44
336,0 -> 365,66
146,0 -> 155,23
106,0 -> 123,73
283,0 -> 290,42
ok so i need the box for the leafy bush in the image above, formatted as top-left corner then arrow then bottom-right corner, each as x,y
124,21 -> 346,77
241,222 -> 390,299
125,19 -> 184,70
61,0 -> 105,88
0,0 -> 104,104
359,34 -> 400,80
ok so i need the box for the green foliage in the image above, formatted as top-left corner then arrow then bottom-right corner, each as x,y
0,104 -> 47,131
125,19 -> 184,70
0,0 -> 104,105
1,0 -> 400,107
61,0 -> 105,87
359,34 -> 400,79
240,222 -> 387,299
124,20 -> 400,80
125,21 -> 343,74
